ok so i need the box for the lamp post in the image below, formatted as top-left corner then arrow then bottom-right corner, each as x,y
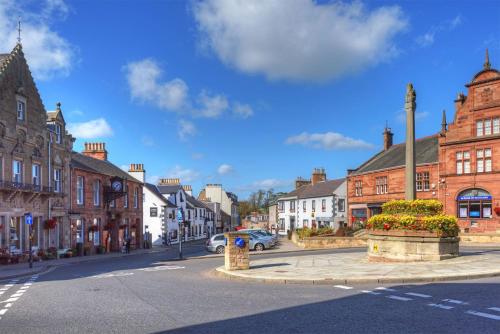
177,208 -> 183,260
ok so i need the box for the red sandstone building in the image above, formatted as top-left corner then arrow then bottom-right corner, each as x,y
347,51 -> 500,233
69,143 -> 143,254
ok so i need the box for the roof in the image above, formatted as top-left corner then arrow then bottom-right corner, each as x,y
144,183 -> 176,208
0,54 -> 8,69
350,135 -> 439,175
186,193 -> 214,212
71,152 -> 141,183
298,179 -> 345,199
157,184 -> 183,194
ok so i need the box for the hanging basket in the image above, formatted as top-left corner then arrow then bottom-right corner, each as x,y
44,219 -> 57,230
103,223 -> 114,231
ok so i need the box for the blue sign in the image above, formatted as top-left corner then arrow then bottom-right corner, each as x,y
177,209 -> 183,222
25,213 -> 33,225
234,237 -> 246,248
457,195 -> 492,201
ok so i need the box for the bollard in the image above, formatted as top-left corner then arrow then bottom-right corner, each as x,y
224,232 -> 249,271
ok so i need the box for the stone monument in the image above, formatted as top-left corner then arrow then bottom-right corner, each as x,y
224,232 -> 250,271
405,83 -> 417,200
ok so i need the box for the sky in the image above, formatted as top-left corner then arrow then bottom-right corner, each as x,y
1,0 -> 499,199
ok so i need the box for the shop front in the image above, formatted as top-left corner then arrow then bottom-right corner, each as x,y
456,188 -> 498,231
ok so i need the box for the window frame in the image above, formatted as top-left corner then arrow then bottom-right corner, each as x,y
76,176 -> 84,205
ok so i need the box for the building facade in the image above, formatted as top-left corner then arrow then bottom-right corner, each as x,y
199,184 -> 239,231
347,52 -> 500,234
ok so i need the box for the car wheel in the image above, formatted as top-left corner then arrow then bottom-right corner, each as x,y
255,243 -> 264,251
216,246 -> 225,254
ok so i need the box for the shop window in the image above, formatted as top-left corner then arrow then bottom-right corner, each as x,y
457,188 -> 492,219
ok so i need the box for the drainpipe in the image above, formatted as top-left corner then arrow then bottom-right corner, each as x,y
47,132 -> 52,249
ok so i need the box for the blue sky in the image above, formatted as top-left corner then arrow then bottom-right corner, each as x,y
1,0 -> 499,199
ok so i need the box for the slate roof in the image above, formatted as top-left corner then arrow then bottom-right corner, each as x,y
71,152 -> 141,183
351,135 -> 439,175
277,178 -> 345,201
144,183 -> 176,208
186,193 -> 214,212
157,184 -> 183,195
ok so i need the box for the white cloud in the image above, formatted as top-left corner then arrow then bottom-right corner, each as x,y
177,119 -> 197,140
233,102 -> 254,118
286,132 -> 374,150
217,164 -> 233,175
141,135 -> 155,147
416,15 -> 462,48
0,0 -> 76,80
194,90 -> 228,118
193,0 -> 407,82
166,165 -> 200,183
124,58 -> 189,111
68,118 -> 114,139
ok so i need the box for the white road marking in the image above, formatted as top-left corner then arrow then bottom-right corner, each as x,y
2,298 -> 18,303
442,299 -> 468,305
405,292 -> 432,298
19,286 -> 29,290
375,287 -> 396,292
138,266 -> 185,272
91,272 -> 134,279
4,303 -> 12,308
333,285 -> 353,290
466,310 -> 500,321
4,285 -> 13,288
15,290 -> 25,294
428,303 -> 454,310
10,293 -> 23,298
361,290 -> 381,295
0,288 -> 8,291
488,307 -> 500,313
0,309 -> 7,315
387,295 -> 413,301
23,283 -> 32,286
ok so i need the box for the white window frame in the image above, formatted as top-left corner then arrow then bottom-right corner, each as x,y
55,123 -> 62,144
17,99 -> 26,121
32,164 -> 41,186
54,168 -> 62,193
76,176 -> 84,205
133,187 -> 139,208
13,160 -> 23,183
124,185 -> 128,208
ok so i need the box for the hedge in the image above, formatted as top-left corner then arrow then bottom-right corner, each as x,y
382,199 -> 443,216
296,227 -> 334,239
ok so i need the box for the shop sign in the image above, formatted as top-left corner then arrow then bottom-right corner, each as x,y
457,195 -> 492,201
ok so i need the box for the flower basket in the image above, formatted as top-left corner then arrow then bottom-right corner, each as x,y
131,224 -> 137,229
44,219 -> 57,230
88,225 -> 99,232
494,207 -> 500,216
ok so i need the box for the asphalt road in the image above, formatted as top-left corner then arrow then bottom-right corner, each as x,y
0,244 -> 499,334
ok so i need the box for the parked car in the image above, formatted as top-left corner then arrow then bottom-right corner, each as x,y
240,229 -> 278,245
206,234 -> 226,254
247,232 -> 274,251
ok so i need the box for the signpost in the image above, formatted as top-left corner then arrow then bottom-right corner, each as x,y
25,212 -> 33,269
177,208 -> 183,260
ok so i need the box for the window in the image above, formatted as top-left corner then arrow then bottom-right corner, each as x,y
179,192 -> 184,202
312,200 -> 316,212
485,119 -> 492,135
456,151 -> 470,174
55,124 -> 62,144
124,185 -> 128,208
93,180 -> 100,206
278,201 -> 284,212
279,218 -> 285,231
133,187 -> 139,208
477,120 -> 484,136
457,189 -> 492,219
290,201 -> 295,212
477,149 -> 492,173
355,181 -> 362,196
150,207 -> 158,217
322,199 -> 326,212
303,201 -> 306,212
375,176 -> 388,194
17,100 -> 25,121
416,172 -> 430,191
338,199 -> 345,212
32,164 -> 41,187
477,118 -> 500,137
303,219 -> 309,227
76,176 -> 84,205
12,160 -> 22,183
110,199 -> 115,208
54,168 -> 62,193
494,118 -> 500,134
188,210 -> 191,219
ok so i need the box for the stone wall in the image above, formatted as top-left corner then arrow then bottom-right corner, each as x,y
291,232 -> 367,249
459,233 -> 500,243
224,232 -> 249,270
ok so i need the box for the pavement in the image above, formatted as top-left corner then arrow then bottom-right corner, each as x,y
0,246 -> 499,333
216,248 -> 500,284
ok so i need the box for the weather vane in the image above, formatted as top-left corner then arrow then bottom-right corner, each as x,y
17,17 -> 22,44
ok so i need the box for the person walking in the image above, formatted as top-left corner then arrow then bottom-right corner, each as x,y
125,236 -> 131,254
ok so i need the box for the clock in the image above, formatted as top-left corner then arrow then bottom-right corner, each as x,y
112,180 -> 122,192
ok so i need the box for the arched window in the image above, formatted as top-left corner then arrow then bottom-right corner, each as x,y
457,188 -> 492,219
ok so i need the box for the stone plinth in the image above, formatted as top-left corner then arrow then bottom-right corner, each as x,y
367,231 -> 459,262
224,232 -> 249,271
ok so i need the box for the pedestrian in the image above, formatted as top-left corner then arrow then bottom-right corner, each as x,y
125,236 -> 131,254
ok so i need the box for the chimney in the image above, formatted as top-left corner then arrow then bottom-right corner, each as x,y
383,124 -> 394,150
295,177 -> 311,190
311,168 -> 326,186
82,142 -> 108,161
128,163 -> 145,183
158,178 -> 180,185
182,185 -> 192,196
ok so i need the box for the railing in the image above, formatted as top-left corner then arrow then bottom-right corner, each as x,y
0,180 -> 53,193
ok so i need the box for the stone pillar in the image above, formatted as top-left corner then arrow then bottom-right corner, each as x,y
405,83 -> 417,200
224,232 -> 249,271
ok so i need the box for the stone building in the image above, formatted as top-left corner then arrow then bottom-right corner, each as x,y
69,143 -> 143,253
347,51 -> 500,233
0,44 -> 74,253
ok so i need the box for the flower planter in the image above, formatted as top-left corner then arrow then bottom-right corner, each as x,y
494,207 -> 500,216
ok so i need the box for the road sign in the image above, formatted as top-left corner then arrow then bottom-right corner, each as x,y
177,208 -> 183,222
25,212 -> 33,225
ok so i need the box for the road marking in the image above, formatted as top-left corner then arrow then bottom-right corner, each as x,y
387,295 -> 413,301
91,272 -> 134,279
138,265 -> 185,272
0,309 -> 7,315
361,290 -> 381,295
4,285 -> 13,288
405,292 -> 432,298
442,299 -> 468,305
488,307 -> 500,313
2,298 -> 18,303
466,310 -> 500,321
428,303 -> 454,310
4,303 -> 12,308
10,293 -> 23,298
23,283 -> 32,286
19,286 -> 29,290
375,287 -> 396,292
333,285 -> 353,290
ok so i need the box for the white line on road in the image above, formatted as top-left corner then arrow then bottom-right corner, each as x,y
375,287 -> 396,292
5,303 -> 12,308
0,309 -> 7,315
488,307 -> 500,312
428,303 -> 454,310
361,290 -> 381,295
442,299 -> 468,305
387,295 -> 413,301
466,310 -> 500,321
1,298 -> 18,303
333,285 -> 353,290
4,285 -> 13,288
138,266 -> 185,271
23,283 -> 32,286
10,294 -> 23,298
405,292 -> 432,298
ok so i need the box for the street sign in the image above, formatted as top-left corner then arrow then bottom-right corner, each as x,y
177,208 -> 183,222
25,212 -> 33,225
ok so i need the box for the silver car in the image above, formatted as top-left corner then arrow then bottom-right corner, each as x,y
242,229 -> 278,245
247,232 -> 274,251
206,234 -> 226,254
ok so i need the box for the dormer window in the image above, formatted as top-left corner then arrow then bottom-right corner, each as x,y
17,100 -> 25,121
55,123 -> 62,144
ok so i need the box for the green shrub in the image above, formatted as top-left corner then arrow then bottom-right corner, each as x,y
366,213 -> 459,236
382,199 -> 443,216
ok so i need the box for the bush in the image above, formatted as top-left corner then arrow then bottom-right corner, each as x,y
367,213 -> 459,236
382,199 -> 443,216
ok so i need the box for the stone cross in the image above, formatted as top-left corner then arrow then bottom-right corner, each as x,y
405,83 -> 416,200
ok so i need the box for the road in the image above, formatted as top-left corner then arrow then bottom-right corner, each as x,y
0,243 -> 499,334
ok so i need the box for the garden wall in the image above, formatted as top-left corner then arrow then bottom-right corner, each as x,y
291,232 -> 367,249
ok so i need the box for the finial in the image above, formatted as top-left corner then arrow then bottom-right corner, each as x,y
484,49 -> 491,70
56,102 -> 61,110
17,17 -> 22,45
441,110 -> 447,131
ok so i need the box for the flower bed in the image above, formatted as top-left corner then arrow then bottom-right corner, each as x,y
296,227 -> 334,239
366,214 -> 459,237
